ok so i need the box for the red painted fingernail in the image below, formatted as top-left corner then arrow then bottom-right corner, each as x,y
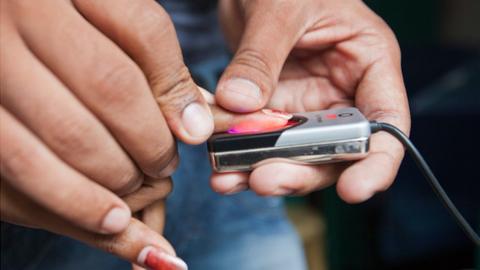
262,109 -> 293,120
138,247 -> 187,270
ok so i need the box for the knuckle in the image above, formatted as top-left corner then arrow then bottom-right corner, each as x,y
46,115 -> 96,158
112,169 -> 144,196
386,36 -> 402,62
156,154 -> 179,178
163,182 -> 173,198
149,177 -> 173,200
141,141 -> 177,176
0,142 -> 37,181
232,47 -> 274,83
91,232 -> 120,254
156,179 -> 173,199
122,178 -> 173,212
151,65 -> 199,111
91,63 -> 145,106
43,115 -> 144,195
376,28 -> 401,61
364,17 -> 402,63
132,4 -> 176,47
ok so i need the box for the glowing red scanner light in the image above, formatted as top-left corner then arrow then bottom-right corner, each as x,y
228,119 -> 298,134
325,114 -> 337,120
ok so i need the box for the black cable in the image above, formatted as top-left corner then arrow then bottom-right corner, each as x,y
370,121 -> 480,246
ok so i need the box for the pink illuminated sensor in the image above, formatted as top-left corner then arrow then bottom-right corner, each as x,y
326,114 -> 337,120
228,119 -> 299,134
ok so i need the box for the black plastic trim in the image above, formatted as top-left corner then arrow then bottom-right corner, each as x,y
208,116 -> 306,152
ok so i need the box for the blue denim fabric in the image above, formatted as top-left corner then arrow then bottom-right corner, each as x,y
1,65 -> 307,270
1,144 -> 306,270
1,143 -> 306,270
165,143 -> 307,270
1,1 -> 307,269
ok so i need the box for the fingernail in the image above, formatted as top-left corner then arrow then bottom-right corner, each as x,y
222,78 -> 262,107
138,246 -> 188,270
182,103 -> 214,138
262,109 -> 293,120
225,183 -> 248,195
101,207 -> 130,233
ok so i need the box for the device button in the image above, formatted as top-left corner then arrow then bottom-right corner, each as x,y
338,112 -> 353,118
325,114 -> 337,120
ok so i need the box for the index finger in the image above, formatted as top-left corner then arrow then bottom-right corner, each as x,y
211,105 -> 291,133
0,108 -> 131,234
15,0 -> 176,178
1,183 -> 186,270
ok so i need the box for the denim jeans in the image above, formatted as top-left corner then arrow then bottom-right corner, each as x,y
1,142 -> 306,270
1,1 -> 307,268
1,38 -> 307,270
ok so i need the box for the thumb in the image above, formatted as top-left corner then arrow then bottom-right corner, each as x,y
215,2 -> 308,112
74,0 -> 214,145
201,88 -> 293,133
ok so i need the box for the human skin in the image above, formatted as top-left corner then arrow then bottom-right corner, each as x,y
0,1 -> 285,265
212,0 -> 411,203
0,0 -> 216,269
1,0 -> 410,268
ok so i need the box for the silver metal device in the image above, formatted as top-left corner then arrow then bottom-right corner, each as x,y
208,107 -> 371,172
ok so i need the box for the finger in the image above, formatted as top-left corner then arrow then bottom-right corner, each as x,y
218,0 -> 244,51
0,183 -> 187,270
123,177 -> 173,213
132,200 -> 166,270
13,1 -> 176,178
0,108 -> 131,234
199,87 -> 216,105
338,48 -> 410,203
211,162 -> 343,196
336,133 -> 403,203
69,217 -> 187,270
0,19 -> 141,195
142,200 -> 166,234
211,105 -> 291,133
215,1 -> 310,112
210,172 -> 250,194
73,0 -> 214,144
249,162 -> 342,196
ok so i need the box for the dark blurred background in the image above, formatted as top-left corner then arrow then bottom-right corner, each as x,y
286,1 -> 480,269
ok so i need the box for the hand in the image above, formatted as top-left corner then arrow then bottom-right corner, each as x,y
212,0 -> 410,203
1,0 -> 214,267
0,93 -> 284,270
1,0 -> 213,232
1,183 -> 187,270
